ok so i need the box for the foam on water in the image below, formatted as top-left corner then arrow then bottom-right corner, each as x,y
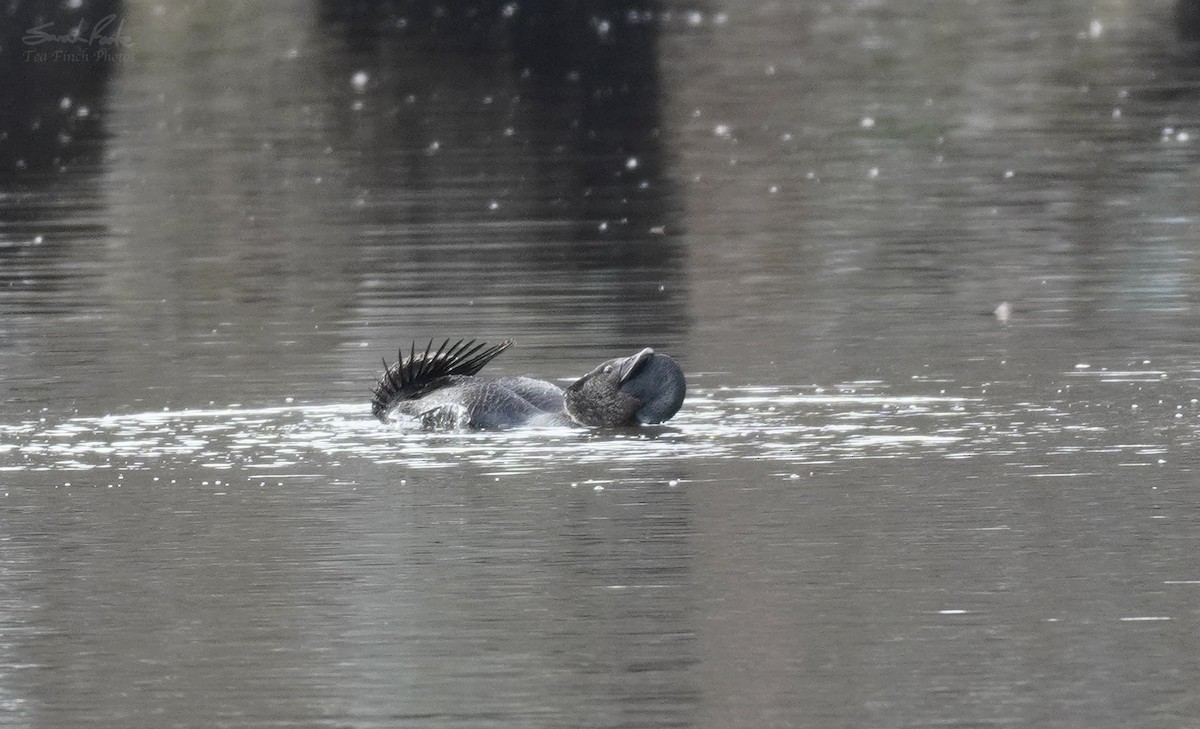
3,375 -> 1186,480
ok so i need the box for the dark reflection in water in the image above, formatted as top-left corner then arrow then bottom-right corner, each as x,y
1176,0 -> 1200,42
5,1 -> 1200,728
0,1 -> 121,420
319,0 -> 687,349
0,1 -> 118,302
0,1 -> 119,177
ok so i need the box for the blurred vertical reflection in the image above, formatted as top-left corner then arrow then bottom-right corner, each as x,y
1177,0 -> 1200,43
0,1 -> 120,404
318,0 -> 689,350
0,0 -> 119,178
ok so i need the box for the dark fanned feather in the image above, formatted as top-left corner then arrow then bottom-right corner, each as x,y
371,338 -> 513,421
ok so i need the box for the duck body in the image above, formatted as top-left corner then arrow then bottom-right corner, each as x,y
371,339 -> 685,430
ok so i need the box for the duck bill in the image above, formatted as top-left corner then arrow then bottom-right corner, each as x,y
617,348 -> 655,385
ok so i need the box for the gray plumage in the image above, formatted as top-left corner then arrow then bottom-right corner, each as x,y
371,339 -> 686,429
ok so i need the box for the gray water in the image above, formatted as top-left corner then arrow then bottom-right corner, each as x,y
4,1 -> 1200,727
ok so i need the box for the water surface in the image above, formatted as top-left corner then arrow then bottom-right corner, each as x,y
4,1 -> 1200,727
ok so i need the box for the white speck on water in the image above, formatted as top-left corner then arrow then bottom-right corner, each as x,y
286,47 -> 299,59
860,116 -> 875,128
994,301 -> 1011,324
1112,107 -> 1121,118
668,479 -> 679,486
868,167 -> 879,178
351,100 -> 364,111
1074,363 -> 1090,369
598,221 -> 608,231
649,225 -> 666,234
1003,169 -> 1014,179
769,185 -> 779,194
596,19 -> 611,36
713,123 -> 731,138
1119,616 -> 1171,622
1088,19 -> 1103,38
938,609 -> 967,615
32,235 -> 43,244
502,2 -> 517,17
593,484 -> 604,491
625,156 -> 638,170
1162,127 -> 1190,142
781,132 -> 793,141
427,140 -> 440,153
76,106 -> 89,119
687,10 -> 703,26
351,70 -> 369,91
59,97 -> 72,110
765,64 -> 776,75
488,200 -> 500,211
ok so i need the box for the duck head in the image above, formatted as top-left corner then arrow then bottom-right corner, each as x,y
564,348 -> 686,426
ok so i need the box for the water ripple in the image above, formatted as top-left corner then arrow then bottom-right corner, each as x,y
3,379 -> 1185,481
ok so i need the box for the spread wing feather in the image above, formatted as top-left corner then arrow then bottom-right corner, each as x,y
371,338 -> 513,421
